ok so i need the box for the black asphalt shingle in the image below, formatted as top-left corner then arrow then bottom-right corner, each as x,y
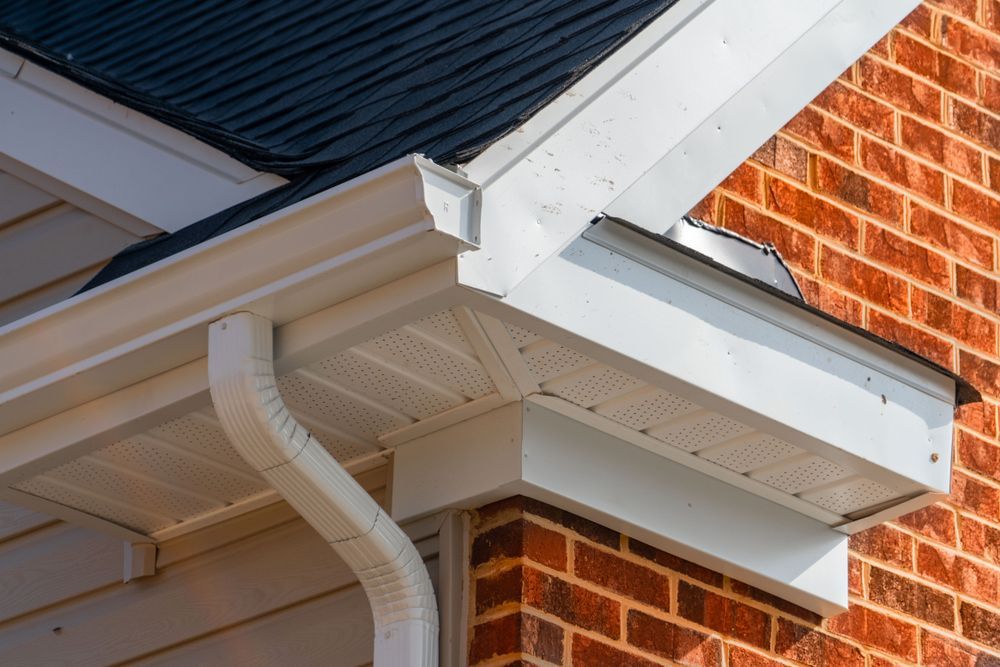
0,1 -> 678,288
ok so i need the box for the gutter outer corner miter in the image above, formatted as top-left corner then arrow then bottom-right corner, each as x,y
208,312 -> 438,667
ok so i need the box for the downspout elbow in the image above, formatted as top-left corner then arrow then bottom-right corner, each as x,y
208,312 -> 438,666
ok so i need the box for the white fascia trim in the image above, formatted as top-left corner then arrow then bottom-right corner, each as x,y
0,155 -> 480,437
210,312 -> 437,666
466,220 -> 954,498
392,401 -> 849,616
458,0 -> 918,295
0,51 -> 285,234
604,0 -> 921,229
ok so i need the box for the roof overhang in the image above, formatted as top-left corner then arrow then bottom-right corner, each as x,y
0,0 -> 938,616
0,211 -> 961,613
0,155 -> 479,435
0,50 -> 285,234
458,0 -> 923,293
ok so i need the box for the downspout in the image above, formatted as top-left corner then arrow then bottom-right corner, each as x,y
208,312 -> 437,666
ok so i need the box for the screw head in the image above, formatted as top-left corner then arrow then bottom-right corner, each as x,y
930,452 -> 940,463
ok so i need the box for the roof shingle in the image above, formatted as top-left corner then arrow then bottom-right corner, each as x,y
0,0 -> 677,288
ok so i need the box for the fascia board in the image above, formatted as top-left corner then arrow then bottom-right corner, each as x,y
391,401 -> 849,616
467,223 -> 953,497
0,156 -> 480,437
0,54 -> 285,234
605,0 -> 922,230
458,0 -> 919,297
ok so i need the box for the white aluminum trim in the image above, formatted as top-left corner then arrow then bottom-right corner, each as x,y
583,220 -> 956,404
459,0 -> 855,296
0,486 -> 151,543
149,489 -> 281,542
0,56 -> 285,233
605,0 -> 922,230
461,0 -> 713,188
436,511 -> 471,667
836,492 -> 948,535
0,156 -> 479,436
474,313 -> 542,396
391,401 -> 849,615
122,542 -> 157,582
489,225 -> 954,494
452,307 -> 521,403
0,49 -> 23,77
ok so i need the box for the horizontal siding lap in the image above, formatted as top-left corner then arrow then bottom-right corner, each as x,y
0,492 -> 440,666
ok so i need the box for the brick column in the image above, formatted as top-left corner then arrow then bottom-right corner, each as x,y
467,496 -> 999,666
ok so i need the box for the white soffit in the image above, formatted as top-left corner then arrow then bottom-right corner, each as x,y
459,0 -> 919,294
1,307 -> 516,541
0,230 -> 958,611
0,0 -> 949,615
0,52 -> 286,234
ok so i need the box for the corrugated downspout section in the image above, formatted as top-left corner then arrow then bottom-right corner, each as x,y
208,312 -> 437,666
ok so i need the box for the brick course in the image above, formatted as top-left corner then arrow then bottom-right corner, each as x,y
469,495 -> 1000,666
468,2 -> 1000,664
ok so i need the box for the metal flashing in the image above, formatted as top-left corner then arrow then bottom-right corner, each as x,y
662,215 -> 803,299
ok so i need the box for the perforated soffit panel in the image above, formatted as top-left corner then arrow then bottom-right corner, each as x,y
11,306 -> 918,538
12,309 -> 500,536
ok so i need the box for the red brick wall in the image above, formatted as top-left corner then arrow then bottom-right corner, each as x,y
468,2 -> 1000,664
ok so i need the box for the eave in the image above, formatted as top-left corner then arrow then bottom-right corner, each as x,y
0,0 -> 939,616
0,155 -> 479,435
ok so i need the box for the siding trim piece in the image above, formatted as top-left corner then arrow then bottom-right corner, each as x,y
436,510 -> 471,667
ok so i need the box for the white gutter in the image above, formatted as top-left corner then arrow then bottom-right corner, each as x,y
209,312 -> 437,666
0,154 -> 479,436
